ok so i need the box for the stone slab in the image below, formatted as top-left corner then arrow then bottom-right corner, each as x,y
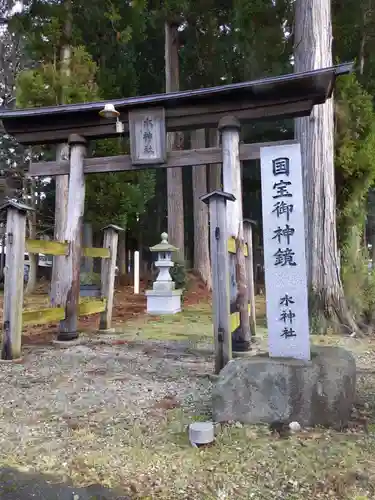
145,289 -> 182,296
52,338 -> 84,348
146,289 -> 182,314
212,345 -> 356,427
260,143 -> 310,360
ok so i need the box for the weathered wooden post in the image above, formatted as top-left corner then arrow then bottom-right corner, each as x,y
134,250 -> 140,294
0,224 -> 5,280
243,219 -> 257,337
218,116 -> 251,352
219,117 -> 242,236
0,201 -> 33,360
201,190 -> 234,374
100,224 -> 123,331
58,134 -> 86,341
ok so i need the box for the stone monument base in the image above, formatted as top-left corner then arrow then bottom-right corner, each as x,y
146,289 -> 183,315
212,346 -> 356,427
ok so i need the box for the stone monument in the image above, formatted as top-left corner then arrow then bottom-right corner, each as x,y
260,142 -> 310,360
212,143 -> 356,427
145,232 -> 182,315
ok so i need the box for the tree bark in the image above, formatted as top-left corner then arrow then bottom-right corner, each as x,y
165,21 -> 185,261
191,129 -> 212,289
367,190 -> 375,263
371,234 -> 375,265
359,30 -> 366,77
58,135 -> 86,340
50,0 -> 71,305
82,222 -> 93,273
208,129 -> 222,191
235,223 -> 251,347
219,117 -> 251,349
118,228 -> 127,277
0,235 -> 5,281
294,0 -> 358,334
25,178 -> 37,295
358,0 -> 371,76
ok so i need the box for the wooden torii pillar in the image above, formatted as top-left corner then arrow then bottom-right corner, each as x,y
218,116 -> 251,352
0,201 -> 33,360
57,134 -> 86,341
201,190 -> 234,373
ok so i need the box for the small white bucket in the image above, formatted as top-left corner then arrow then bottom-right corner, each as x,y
189,421 -> 215,447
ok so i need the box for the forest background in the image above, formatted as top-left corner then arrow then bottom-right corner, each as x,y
0,0 -> 375,334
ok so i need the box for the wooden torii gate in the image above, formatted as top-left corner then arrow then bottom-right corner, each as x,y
0,62 -> 352,365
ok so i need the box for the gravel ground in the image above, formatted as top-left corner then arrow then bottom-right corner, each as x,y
0,335 -> 214,485
2,331 -> 375,499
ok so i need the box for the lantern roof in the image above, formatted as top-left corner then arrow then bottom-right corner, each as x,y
150,233 -> 178,253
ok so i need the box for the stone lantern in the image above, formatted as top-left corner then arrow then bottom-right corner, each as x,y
146,232 -> 182,314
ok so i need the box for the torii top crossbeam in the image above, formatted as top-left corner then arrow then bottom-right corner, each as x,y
0,63 -> 352,146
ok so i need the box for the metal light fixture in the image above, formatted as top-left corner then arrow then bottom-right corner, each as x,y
99,104 -> 124,134
99,103 -> 119,119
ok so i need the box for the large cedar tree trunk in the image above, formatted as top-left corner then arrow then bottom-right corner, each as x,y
294,0 -> 357,334
165,21 -> 185,260
50,0 -> 71,305
82,222 -> 93,273
191,129 -> 212,289
118,229 -> 127,283
25,178 -> 37,295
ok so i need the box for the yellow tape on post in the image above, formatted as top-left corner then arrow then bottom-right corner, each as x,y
227,237 -> 248,256
230,304 -> 252,334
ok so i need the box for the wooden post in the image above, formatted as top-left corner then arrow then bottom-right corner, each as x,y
201,190 -> 234,374
0,231 -> 5,280
218,116 -> 251,352
50,144 -> 69,307
0,201 -> 33,360
165,20 -> 185,262
58,134 -> 86,341
100,224 -> 123,331
134,250 -> 140,294
243,219 -> 257,337
219,116 -> 243,237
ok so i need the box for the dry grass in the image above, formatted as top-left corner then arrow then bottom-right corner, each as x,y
40,411 -> 375,500
0,297 -> 375,499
